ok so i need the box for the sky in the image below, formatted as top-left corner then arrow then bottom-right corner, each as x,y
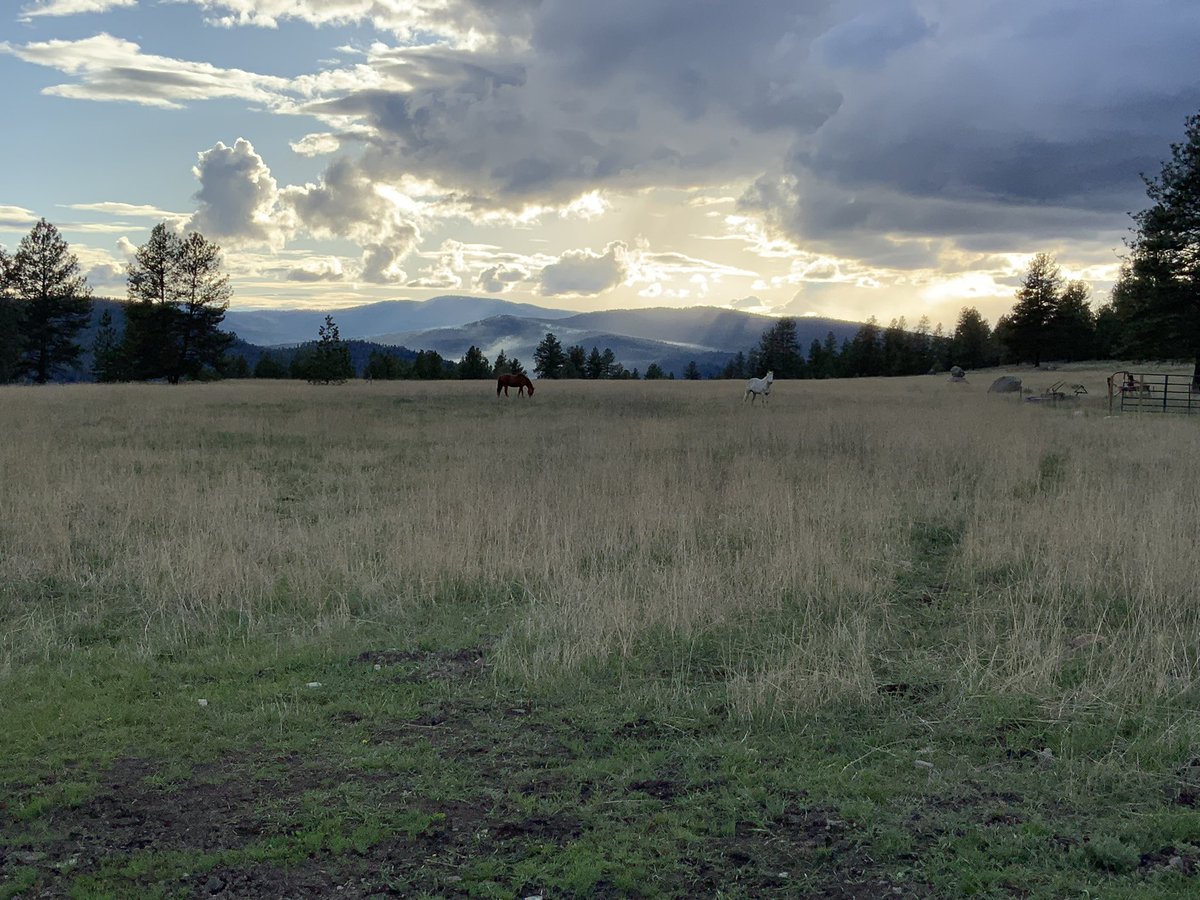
2,0 -> 1198,329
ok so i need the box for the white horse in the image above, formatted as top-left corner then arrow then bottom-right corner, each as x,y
744,371 -> 774,403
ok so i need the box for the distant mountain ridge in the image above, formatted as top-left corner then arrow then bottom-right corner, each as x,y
224,295 -> 862,377
223,295 -> 576,346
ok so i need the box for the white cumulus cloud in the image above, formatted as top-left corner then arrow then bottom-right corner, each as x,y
539,241 -> 628,296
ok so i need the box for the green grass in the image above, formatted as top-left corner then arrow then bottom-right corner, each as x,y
5,591 -> 1200,898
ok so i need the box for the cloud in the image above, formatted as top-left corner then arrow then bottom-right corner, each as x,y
18,0 -> 136,20
476,264 -> 528,293
812,4 -> 934,70
286,257 -> 345,282
279,156 -> 422,282
173,0 -> 537,46
359,244 -> 407,284
290,133 -> 341,157
761,0 -> 1200,252
539,241 -> 628,296
68,201 -> 185,220
0,206 -> 40,230
189,138 -> 289,249
0,33 -> 292,109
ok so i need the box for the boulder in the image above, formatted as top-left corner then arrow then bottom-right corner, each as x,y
988,376 -> 1022,394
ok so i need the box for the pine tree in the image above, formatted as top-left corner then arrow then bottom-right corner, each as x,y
564,345 -> 587,378
683,360 -> 701,380
1050,281 -> 1096,362
600,348 -> 616,378
307,315 -> 354,384
1005,253 -> 1062,367
585,346 -> 604,379
493,350 -> 511,375
1113,110 -> 1200,384
644,362 -> 666,379
951,307 -> 993,370
458,345 -> 491,379
843,317 -> 883,376
172,231 -> 233,382
754,317 -> 804,378
92,309 -> 125,382
0,249 -> 21,383
533,332 -> 566,378
9,219 -> 92,383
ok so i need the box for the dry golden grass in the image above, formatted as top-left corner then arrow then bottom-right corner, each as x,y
2,363 -> 1198,717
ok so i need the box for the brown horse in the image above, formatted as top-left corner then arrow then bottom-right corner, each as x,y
497,372 -> 535,397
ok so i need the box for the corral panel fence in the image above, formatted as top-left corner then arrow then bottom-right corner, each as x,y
1107,370 -> 1200,415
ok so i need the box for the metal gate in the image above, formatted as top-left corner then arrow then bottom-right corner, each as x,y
1107,370 -> 1200,414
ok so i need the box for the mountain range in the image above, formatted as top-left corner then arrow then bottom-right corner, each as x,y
223,297 -> 863,378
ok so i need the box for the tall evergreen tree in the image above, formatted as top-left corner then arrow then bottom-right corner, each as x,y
1004,253 -> 1062,367
564,344 -> 587,378
600,348 -> 616,377
951,307 -> 993,370
644,362 -> 666,379
585,346 -> 605,379
843,317 -> 883,376
493,350 -> 511,374
911,316 -> 937,374
0,249 -> 21,383
1050,280 -> 1096,362
92,309 -> 125,382
9,219 -> 92,383
822,331 -> 842,377
806,338 -> 828,379
306,315 -> 354,383
458,345 -> 492,379
122,223 -> 181,379
683,360 -> 701,380
533,332 -> 566,378
172,231 -> 234,382
881,317 -> 914,376
754,317 -> 804,378
1112,110 -> 1200,385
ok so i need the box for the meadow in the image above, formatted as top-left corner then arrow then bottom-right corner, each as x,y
2,365 -> 1200,898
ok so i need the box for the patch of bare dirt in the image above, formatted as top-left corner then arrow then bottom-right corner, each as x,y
43,757 -> 271,856
351,647 -> 489,681
680,805 -> 930,898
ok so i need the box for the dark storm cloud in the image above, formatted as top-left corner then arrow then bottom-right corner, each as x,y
740,0 -> 1200,255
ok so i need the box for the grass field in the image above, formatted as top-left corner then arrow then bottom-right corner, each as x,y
3,365 -> 1200,898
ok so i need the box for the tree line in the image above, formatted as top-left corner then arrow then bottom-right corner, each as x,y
0,219 -> 234,384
